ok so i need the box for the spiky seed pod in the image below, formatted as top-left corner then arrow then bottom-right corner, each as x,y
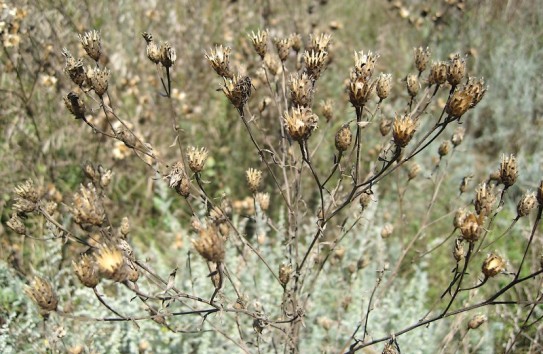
221,75 -> 252,110
73,254 -> 100,288
468,314 -> 487,330
499,154 -> 518,188
144,36 -> 162,64
406,74 -> 419,97
460,213 -> 482,242
246,168 -> 263,193
445,88 -> 473,118
95,246 -> 128,282
64,92 -> 87,120
438,141 -> 450,157
72,183 -> 105,226
205,45 -> 233,78
453,208 -> 468,229
308,33 -> 332,53
88,66 -> 110,97
7,213 -> 26,234
474,183 -> 496,217
482,254 -> 506,278
274,37 -> 291,62
255,192 -> 270,211
517,192 -> 537,217
25,276 -> 58,312
376,73 -> 392,100
186,146 -> 209,173
428,61 -> 447,85
264,53 -> 280,75
414,47 -> 431,74
335,125 -> 352,152
451,127 -> 465,147
79,30 -> 102,61
279,264 -> 292,287
192,226 -> 225,263
159,42 -> 176,68
14,179 -> 40,203
453,238 -> 465,262
303,50 -> 328,80
447,53 -> 466,86
407,163 -> 421,180
284,106 -> 319,142
537,181 -> 543,206
62,49 -> 87,86
465,77 -> 487,108
379,118 -> 392,136
349,73 -> 376,108
320,99 -> 334,122
13,198 -> 36,214
392,114 -> 416,148
289,33 -> 302,52
381,223 -> 394,238
353,50 -> 379,81
289,73 -> 313,107
249,29 -> 268,59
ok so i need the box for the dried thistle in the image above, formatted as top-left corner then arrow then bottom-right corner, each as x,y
376,73 -> 392,101
87,66 -> 110,97
142,32 -> 162,64
428,61 -> 447,85
246,168 -> 263,193
79,30 -> 101,61
379,118 -> 392,136
221,75 -> 252,110
249,29 -> 268,59
438,141 -> 450,157
274,37 -> 291,62
303,50 -> 328,80
447,53 -> 466,86
406,74 -> 419,97
460,212 -> 482,242
359,190 -> 373,210
186,146 -> 209,173
407,163 -> 421,180
71,183 -> 105,226
64,92 -> 87,120
14,179 -> 40,203
353,50 -> 379,81
451,126 -> 465,147
289,72 -> 313,107
453,238 -> 464,262
7,213 -> 26,234
308,33 -> 332,52
465,77 -> 487,108
499,154 -> 518,188
453,208 -> 468,229
95,246 -> 128,282
414,46 -> 431,74
474,182 -> 496,217
205,45 -> 233,78
120,216 -> 130,238
167,162 -> 191,197
25,276 -> 58,313
381,223 -> 394,238
348,73 -> 376,108
159,42 -> 176,68
446,87 -> 473,118
392,114 -> 416,148
192,226 -> 225,263
62,49 -> 86,86
279,263 -> 292,287
517,192 -> 537,217
320,99 -> 334,122
284,106 -> 319,142
289,33 -> 302,52
255,192 -> 270,211
335,125 -> 352,152
73,254 -> 100,288
482,253 -> 506,278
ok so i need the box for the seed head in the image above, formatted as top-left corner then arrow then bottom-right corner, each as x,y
308,33 -> 332,53
7,213 -> 26,234
348,73 -> 376,108
289,33 -> 302,52
64,92 -> 87,120
246,168 -> 263,193
465,77 -> 487,108
446,88 -> 473,118
414,47 -> 431,74
72,183 -> 105,226
25,276 -> 58,313
335,125 -> 352,152
392,114 -> 416,148
468,314 -> 487,330
143,32 -> 162,64
353,50 -> 379,81
319,99 -> 334,122
289,73 -> 313,107
255,192 -> 270,211
447,53 -> 466,86
221,75 -> 252,110
95,246 -> 128,282
274,37 -> 291,62
460,212 -> 482,242
159,42 -> 176,68
428,61 -> 447,85
376,73 -> 392,101
381,223 -> 394,238
482,253 -> 506,278
379,118 -> 392,136
453,208 -> 468,229
451,127 -> 465,147
279,263 -> 292,287
79,30 -> 102,61
62,49 -> 87,86
73,254 -> 100,288
453,238 -> 464,262
120,216 -> 130,238
284,106 -> 319,142
14,179 -> 40,203
359,190 -> 372,210
499,154 -> 518,188
438,141 -> 450,157
186,146 -> 209,173
88,66 -> 110,97
407,163 -> 421,180
192,226 -> 225,263
205,45 -> 233,78
303,50 -> 328,80
517,192 -> 537,217
406,74 -> 419,97
249,29 -> 268,59
474,182 -> 496,217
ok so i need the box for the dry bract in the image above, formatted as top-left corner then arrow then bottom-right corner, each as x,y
14,179 -> 40,203
517,192 -> 536,217
446,88 -> 472,118
482,254 -> 506,278
205,45 -> 232,78
159,42 -> 176,68
428,61 -> 447,85
406,74 -> 419,97
379,118 -> 392,136
274,37 -> 290,62
95,246 -> 128,282
474,182 -> 496,217
72,183 -> 105,226
25,276 -> 58,312
73,254 -> 100,288
308,33 -> 332,52
453,208 -> 467,229
303,50 -> 328,80
335,125 -> 352,152
79,30 -> 101,61
407,163 -> 421,180
249,29 -> 268,59
88,66 -> 110,97
289,33 -> 302,52
466,77 -> 487,108
500,154 -> 518,188
460,213 -> 482,242
192,226 -> 225,263
319,99 -> 334,122
453,238 -> 464,262
186,146 -> 209,173
7,213 -> 26,234
64,92 -> 86,120
246,168 -> 263,193
221,75 -> 252,110
284,106 -> 319,142
289,73 -> 313,107
392,114 -> 416,148
353,50 -> 379,80
468,314 -> 487,330
447,53 -> 466,86
438,141 -> 450,157
62,49 -> 86,86
255,192 -> 270,211
451,126 -> 465,147
414,46 -> 431,73
376,73 -> 392,100
381,223 -> 394,238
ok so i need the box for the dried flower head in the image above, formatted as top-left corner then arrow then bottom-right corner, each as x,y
406,74 -> 419,97
319,99 -> 334,122
451,126 -> 465,147
453,208 -> 468,229
474,182 -> 496,217
246,168 -> 263,193
482,253 -> 506,278
460,212 -> 482,242
73,254 -> 100,288
88,66 -> 110,97
186,146 -> 209,173
392,114 -> 416,148
279,263 -> 292,287
120,216 -> 130,237
407,163 -> 421,180
284,106 -> 319,142
71,183 -> 105,226
465,77 -> 487,108
447,53 -> 466,86
192,226 -> 225,263
289,33 -> 302,52
7,213 -> 26,234
414,47 -> 431,74
428,61 -> 447,85
255,192 -> 270,211
348,73 -> 376,108
221,75 -> 252,110
335,125 -> 352,152
14,179 -> 40,203
303,50 -> 328,80
499,154 -> 518,188
167,162 -> 191,197
308,33 -> 332,53
25,276 -> 58,312
376,73 -> 392,101
64,92 -> 87,120
142,32 -> 162,64
274,37 -> 291,62
249,29 -> 268,59
379,118 -> 392,136
353,50 -> 379,81
517,192 -> 537,217
453,238 -> 464,262
95,246 -> 128,282
381,223 -> 394,238
438,141 -> 450,157
62,49 -> 86,86
446,87 -> 473,118
359,190 -> 373,210
79,30 -> 102,61
160,42 -> 176,68
289,72 -> 313,107
468,314 -> 487,330
205,45 -> 233,78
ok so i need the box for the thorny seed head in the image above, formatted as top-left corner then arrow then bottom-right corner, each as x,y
143,32 -> 162,64
246,168 -> 263,193
7,213 -> 26,234
221,75 -> 252,110
205,45 -> 233,78
428,61 -> 447,85
289,33 -> 302,52
348,73 -> 376,108
447,53 -> 466,86
453,238 -> 465,262
320,99 -> 334,122
308,33 -> 332,53
392,114 -> 416,148
186,146 -> 209,173
517,192 -> 537,217
95,246 -> 128,282
88,66 -> 110,97
283,106 -> 319,142
14,179 -> 40,203
446,86 -> 474,118
376,73 -> 392,101
303,50 -> 328,80
264,53 -> 281,76
451,126 -> 465,147
279,264 -> 292,287
468,314 -> 487,330
465,77 -> 487,108
289,72 -> 313,107
414,46 -> 431,74
335,125 -> 352,152
62,49 -> 86,86
192,226 -> 225,263
255,192 -> 270,211
482,253 -> 506,278
381,223 -> 394,238
500,154 -> 518,188
73,254 -> 100,288
64,92 -> 86,120
248,29 -> 268,59
25,276 -> 58,313
79,30 -> 102,61
353,50 -> 379,81
159,42 -> 176,68
274,37 -> 291,62
406,74 -> 419,97
359,190 -> 372,210
453,208 -> 468,229
474,182 -> 496,217
379,118 -> 392,136
438,141 -> 450,157
71,183 -> 105,226
407,163 -> 421,180
460,212 -> 482,242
